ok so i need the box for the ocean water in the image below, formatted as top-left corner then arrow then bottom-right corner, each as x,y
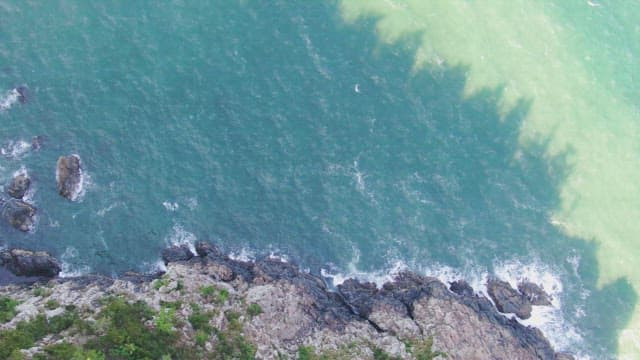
0,0 -> 638,358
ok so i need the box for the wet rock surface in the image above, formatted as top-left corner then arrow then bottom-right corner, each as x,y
518,281 -> 553,306
0,248 -> 61,278
0,197 -> 36,231
56,154 -> 82,200
161,244 -> 194,264
6,173 -> 31,199
487,278 -> 533,320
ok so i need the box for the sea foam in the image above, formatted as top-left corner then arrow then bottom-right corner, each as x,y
59,246 -> 91,278
0,88 -> 20,112
164,223 -> 197,255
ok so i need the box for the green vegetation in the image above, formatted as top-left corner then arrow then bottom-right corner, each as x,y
85,297 -> 191,359
45,299 -> 60,310
195,330 -> 209,347
31,288 -> 50,298
155,306 -> 177,334
33,343 -> 105,360
404,338 -> 447,360
200,285 -> 229,304
188,304 -> 214,333
246,303 -> 262,318
296,343 -> 373,360
0,295 -> 257,360
0,309 -> 81,359
0,297 -> 19,323
152,276 -> 171,290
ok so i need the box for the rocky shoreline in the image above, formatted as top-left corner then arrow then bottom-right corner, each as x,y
0,243 -> 575,359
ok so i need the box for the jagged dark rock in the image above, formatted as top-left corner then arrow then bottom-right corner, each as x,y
161,244 -> 194,264
487,278 -> 532,319
0,242 -> 572,359
0,248 -> 61,278
518,281 -> 553,306
56,154 -> 82,200
6,173 -> 31,199
449,279 -> 474,296
0,197 -> 36,231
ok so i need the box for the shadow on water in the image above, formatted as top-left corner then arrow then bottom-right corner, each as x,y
0,0 -> 634,356
244,1 -> 633,356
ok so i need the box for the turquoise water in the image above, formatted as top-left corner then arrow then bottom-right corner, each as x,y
1,1 -> 638,358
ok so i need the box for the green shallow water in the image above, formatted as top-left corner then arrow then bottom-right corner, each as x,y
1,1 -> 638,357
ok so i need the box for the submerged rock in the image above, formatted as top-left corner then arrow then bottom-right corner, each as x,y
15,86 -> 27,104
6,173 -> 31,199
56,154 -> 82,200
0,197 -> 36,231
0,248 -> 60,278
518,281 -> 553,306
31,135 -> 46,151
487,278 -> 532,319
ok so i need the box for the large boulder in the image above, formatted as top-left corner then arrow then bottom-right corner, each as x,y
56,154 -> 82,200
6,173 -> 31,199
0,198 -> 36,232
487,279 -> 532,319
0,248 -> 61,277
518,281 -> 553,306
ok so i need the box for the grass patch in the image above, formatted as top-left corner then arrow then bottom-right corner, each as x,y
152,276 -> 171,290
404,337 -> 447,360
0,297 -> 19,323
45,299 -> 60,310
188,305 -> 214,333
155,305 -> 177,334
31,288 -> 51,298
246,303 -> 262,318
200,285 -> 229,304
34,343 -> 105,360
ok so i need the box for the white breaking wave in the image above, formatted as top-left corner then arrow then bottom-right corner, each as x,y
164,224 -> 197,255
140,259 -> 167,274
1,140 -> 31,159
228,247 -> 256,262
321,248 -> 408,288
162,201 -> 179,211
319,251 -> 586,357
492,259 -> 586,357
59,246 -> 91,277
96,201 -> 123,217
0,88 -> 20,112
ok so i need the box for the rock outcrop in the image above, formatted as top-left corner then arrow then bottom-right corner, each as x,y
6,173 -> 31,199
487,278 -> 533,320
0,248 -> 61,278
56,154 -> 82,200
0,242 -> 574,360
0,197 -> 36,231
518,281 -> 553,306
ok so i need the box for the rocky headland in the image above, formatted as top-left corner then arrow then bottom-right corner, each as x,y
0,243 -> 574,360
